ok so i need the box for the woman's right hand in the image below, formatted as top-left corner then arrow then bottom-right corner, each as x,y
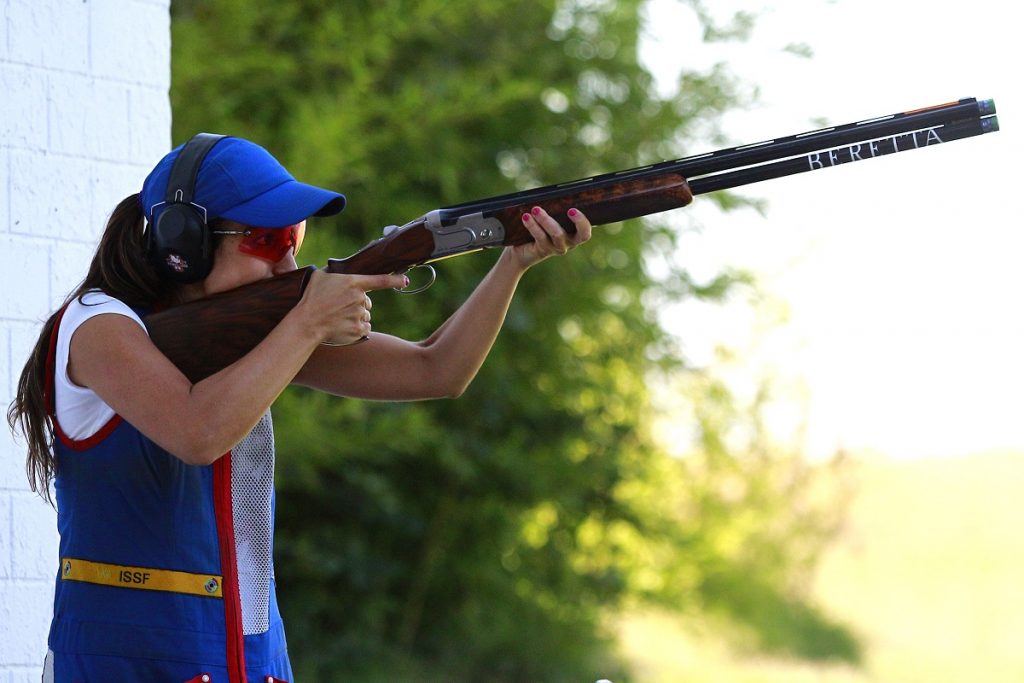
296,269 -> 408,346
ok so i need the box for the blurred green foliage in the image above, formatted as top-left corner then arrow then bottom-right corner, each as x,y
170,0 -> 858,679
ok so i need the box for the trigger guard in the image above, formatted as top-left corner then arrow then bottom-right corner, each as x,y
394,264 -> 436,294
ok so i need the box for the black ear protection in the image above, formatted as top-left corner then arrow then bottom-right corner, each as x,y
144,133 -> 227,283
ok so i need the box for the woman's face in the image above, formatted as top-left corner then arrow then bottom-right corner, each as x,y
196,220 -> 304,297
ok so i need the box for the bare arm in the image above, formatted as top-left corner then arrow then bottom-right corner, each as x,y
69,271 -> 405,465
292,207 -> 592,400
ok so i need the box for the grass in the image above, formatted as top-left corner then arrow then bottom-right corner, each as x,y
615,450 -> 1024,682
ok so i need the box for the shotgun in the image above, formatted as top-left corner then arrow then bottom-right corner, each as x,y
145,97 -> 999,382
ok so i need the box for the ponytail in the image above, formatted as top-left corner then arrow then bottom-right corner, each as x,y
80,194 -> 178,308
7,194 -> 183,505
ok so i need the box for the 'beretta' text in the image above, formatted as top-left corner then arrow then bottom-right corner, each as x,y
807,127 -> 944,170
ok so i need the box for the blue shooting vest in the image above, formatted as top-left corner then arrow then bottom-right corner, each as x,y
45,308 -> 293,683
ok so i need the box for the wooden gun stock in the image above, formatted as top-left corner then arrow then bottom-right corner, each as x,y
144,266 -> 314,383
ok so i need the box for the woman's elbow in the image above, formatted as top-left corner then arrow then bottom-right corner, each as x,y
411,376 -> 470,400
174,448 -> 226,467
170,447 -> 225,467
434,370 -> 475,399
442,382 -> 469,400
417,354 -> 474,399
163,429 -> 228,466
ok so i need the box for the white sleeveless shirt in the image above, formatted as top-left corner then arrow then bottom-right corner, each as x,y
54,291 -> 148,440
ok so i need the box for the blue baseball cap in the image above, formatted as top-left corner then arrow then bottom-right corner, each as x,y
141,136 -> 346,228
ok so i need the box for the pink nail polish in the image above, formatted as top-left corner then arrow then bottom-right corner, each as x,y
531,206 -> 542,216
568,208 -> 578,217
522,213 -> 531,223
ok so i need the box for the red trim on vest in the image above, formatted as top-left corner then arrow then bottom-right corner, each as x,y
54,414 -> 124,451
214,452 -> 248,683
44,305 -> 68,418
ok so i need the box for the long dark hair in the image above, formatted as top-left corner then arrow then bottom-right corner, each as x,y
7,194 -> 186,505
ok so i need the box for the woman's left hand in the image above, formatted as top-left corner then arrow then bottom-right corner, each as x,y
508,206 -> 592,271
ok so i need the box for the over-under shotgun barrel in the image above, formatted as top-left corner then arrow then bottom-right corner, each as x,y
335,97 -> 998,266
688,114 -> 999,195
439,98 -> 996,216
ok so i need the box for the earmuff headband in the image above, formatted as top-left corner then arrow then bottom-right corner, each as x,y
164,133 -> 226,208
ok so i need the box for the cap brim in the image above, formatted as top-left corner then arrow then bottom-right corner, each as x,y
217,179 -> 346,227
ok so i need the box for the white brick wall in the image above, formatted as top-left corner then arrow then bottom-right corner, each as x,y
0,0 -> 171,676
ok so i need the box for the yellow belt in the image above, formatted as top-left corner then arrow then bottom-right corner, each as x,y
60,557 -> 223,599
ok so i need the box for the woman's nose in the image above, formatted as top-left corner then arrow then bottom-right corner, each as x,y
272,250 -> 298,275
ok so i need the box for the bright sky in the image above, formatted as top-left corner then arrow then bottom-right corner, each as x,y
641,0 -> 1022,459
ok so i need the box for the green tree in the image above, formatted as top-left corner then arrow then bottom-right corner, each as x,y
171,0 -> 857,679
